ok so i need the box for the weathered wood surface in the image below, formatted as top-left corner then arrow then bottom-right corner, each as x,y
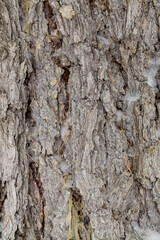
0,0 -> 160,239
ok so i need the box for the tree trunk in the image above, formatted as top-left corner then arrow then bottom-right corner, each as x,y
0,0 -> 160,239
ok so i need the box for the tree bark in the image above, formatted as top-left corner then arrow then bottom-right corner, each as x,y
0,0 -> 160,239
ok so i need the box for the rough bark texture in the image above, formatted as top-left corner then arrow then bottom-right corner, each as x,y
0,0 -> 160,239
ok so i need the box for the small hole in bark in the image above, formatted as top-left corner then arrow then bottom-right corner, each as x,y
25,99 -> 32,119
78,210 -> 81,215
61,66 -> 70,85
140,105 -> 142,112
